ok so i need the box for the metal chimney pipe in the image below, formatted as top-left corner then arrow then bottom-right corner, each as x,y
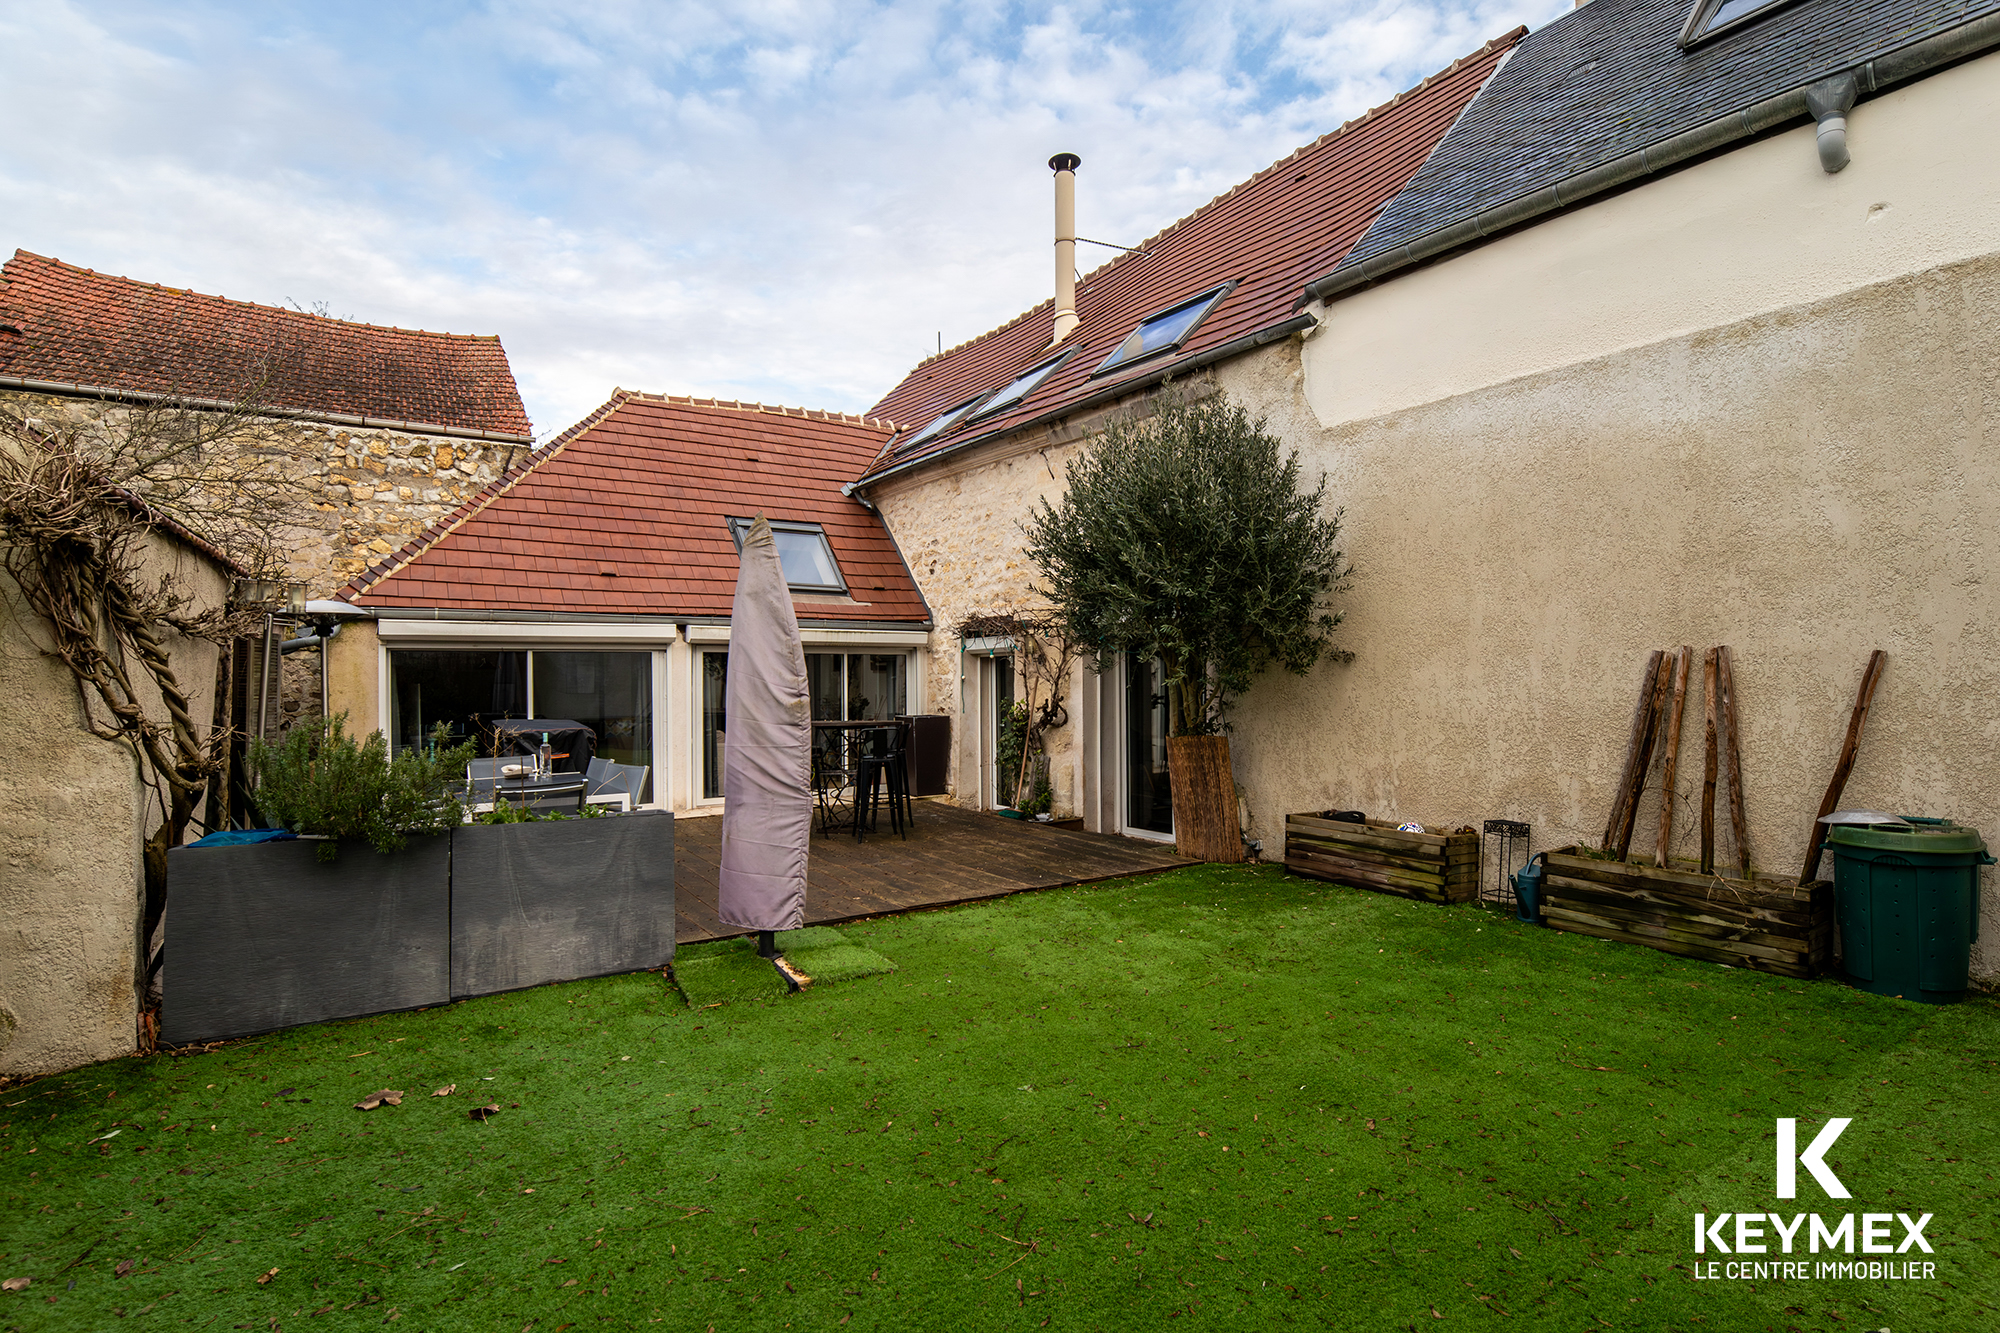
1050,153 -> 1081,344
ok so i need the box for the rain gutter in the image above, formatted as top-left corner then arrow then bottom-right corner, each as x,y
1297,8 -> 2000,308
0,373 -> 535,445
846,313 -> 1314,496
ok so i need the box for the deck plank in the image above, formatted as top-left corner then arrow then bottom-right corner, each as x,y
671,800 -> 1194,942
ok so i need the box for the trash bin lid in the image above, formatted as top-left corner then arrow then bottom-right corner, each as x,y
1825,816 -> 1986,854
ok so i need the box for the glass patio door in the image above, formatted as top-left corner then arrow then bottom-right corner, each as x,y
1124,653 -> 1173,836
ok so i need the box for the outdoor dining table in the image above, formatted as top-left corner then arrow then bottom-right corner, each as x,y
811,719 -> 910,837
472,770 -> 588,815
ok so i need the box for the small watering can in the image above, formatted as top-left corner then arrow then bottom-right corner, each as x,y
1511,854 -> 1548,926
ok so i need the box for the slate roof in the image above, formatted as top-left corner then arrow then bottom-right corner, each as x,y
0,249 -> 533,440
343,393 -> 929,624
857,28 -> 1526,484
1335,0 -> 2000,277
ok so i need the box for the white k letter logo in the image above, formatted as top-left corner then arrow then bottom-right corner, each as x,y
1776,1118 -> 1853,1199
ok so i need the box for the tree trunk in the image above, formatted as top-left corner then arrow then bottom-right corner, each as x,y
1166,735 -> 1242,863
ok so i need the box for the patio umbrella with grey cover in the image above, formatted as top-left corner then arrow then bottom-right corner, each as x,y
717,515 -> 811,951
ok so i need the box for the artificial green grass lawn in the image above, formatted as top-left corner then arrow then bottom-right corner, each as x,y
4,863 -> 1997,1331
673,929 -> 899,1007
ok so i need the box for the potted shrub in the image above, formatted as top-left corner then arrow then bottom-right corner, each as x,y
451,799 -> 676,998
162,716 -> 473,1044
1026,386 -> 1352,862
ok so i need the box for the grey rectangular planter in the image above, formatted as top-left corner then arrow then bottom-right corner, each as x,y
162,835 -> 451,1045
449,811 -> 676,998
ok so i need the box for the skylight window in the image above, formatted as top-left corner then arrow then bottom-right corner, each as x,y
1093,283 -> 1232,376
727,517 -> 846,593
895,394 -> 986,454
971,350 -> 1074,420
1679,0 -> 1799,46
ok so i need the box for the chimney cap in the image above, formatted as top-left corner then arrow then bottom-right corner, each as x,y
1048,152 -> 1081,173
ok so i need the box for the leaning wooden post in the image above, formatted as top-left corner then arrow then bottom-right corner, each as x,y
1699,648 -> 1720,875
1603,650 -> 1666,854
1718,646 -> 1751,881
1654,646 -> 1692,867
1798,649 -> 1888,886
1615,653 -> 1675,861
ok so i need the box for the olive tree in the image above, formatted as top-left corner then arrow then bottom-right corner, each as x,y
1023,385 -> 1352,735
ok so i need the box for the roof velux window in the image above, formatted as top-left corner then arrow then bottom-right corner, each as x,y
1679,0 -> 1800,46
896,393 -> 987,453
1093,283 -> 1232,377
727,517 -> 847,593
971,350 -> 1074,420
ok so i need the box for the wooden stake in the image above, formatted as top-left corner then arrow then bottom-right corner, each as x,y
1654,646 -> 1692,867
1615,654 -> 1676,861
1603,650 -> 1666,853
1699,648 -> 1719,875
1798,649 -> 1888,885
1718,646 -> 1751,881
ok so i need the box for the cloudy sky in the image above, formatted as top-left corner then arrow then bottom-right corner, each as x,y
1,0 -> 1567,435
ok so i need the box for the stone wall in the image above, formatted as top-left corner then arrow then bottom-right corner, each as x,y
0,390 -> 525,597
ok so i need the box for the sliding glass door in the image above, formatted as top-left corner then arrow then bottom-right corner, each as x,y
701,649 -> 909,800
387,648 -> 654,802
1124,653 -> 1173,836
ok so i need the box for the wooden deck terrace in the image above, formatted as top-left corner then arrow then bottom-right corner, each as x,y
671,799 -> 1195,943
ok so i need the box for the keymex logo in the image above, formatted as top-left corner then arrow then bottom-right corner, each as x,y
1689,1117 -> 1937,1284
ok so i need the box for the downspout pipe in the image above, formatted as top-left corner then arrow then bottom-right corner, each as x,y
1805,73 -> 1857,172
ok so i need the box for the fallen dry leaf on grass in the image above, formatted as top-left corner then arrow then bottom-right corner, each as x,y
354,1090 -> 404,1111
432,1084 -> 456,1097
1,1277 -> 29,1292
256,1268 -> 279,1285
469,1103 -> 501,1121
114,1259 -> 134,1278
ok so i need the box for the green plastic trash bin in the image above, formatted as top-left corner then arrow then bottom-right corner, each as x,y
1825,818 -> 1993,1004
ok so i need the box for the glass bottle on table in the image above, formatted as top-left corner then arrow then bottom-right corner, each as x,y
538,732 -> 553,777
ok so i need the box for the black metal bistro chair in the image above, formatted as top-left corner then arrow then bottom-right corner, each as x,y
812,733 -> 855,838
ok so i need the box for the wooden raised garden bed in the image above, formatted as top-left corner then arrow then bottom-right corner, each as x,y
1284,813 -> 1478,905
1541,848 -> 1832,979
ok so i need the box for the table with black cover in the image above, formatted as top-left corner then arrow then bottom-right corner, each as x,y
490,718 -> 597,774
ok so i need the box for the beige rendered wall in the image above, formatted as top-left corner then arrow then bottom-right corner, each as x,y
323,617 -> 382,737
0,534 -> 228,1076
1224,246 -> 2000,979
1306,52 -> 2000,425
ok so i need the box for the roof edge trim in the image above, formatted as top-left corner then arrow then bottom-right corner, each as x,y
854,313 -> 1313,493
0,373 -> 535,445
1298,8 -> 2000,308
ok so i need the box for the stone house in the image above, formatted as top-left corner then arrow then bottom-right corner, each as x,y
858,0 -> 2000,981
0,249 -> 535,734
322,391 -> 930,815
852,30 -> 1526,841
0,251 -> 534,1073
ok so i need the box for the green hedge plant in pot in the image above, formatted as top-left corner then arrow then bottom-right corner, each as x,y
250,714 -> 474,860
163,715 -> 472,1045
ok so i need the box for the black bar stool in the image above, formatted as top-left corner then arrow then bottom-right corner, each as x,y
852,724 -> 908,840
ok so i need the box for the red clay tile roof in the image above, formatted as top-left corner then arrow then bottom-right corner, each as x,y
0,249 -> 532,440
859,28 -> 1525,482
343,392 -> 928,623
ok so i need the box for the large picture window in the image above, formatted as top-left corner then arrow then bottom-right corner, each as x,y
388,648 -> 654,802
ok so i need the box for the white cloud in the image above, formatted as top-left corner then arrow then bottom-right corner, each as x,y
0,0 -> 1570,434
